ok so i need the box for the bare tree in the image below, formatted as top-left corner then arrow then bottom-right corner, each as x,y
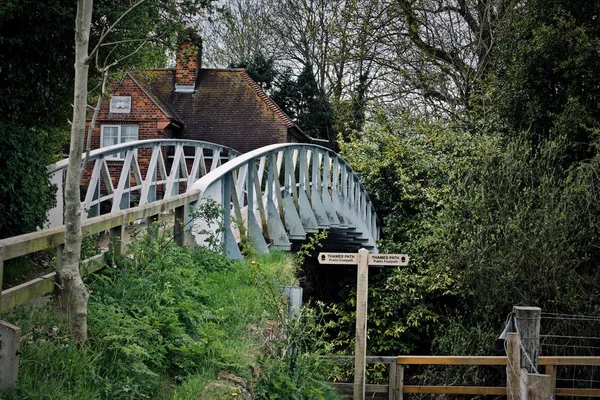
62,0 -> 211,343
368,0 -> 517,117
201,0 -> 280,67
61,0 -> 94,344
201,0 -> 515,125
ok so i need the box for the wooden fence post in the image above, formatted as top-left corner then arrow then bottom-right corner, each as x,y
146,214 -> 160,244
0,320 -> 20,389
0,245 -> 4,311
506,332 -> 522,400
388,360 -> 396,400
514,306 -> 541,373
395,364 -> 404,400
527,373 -> 552,400
545,364 -> 557,394
174,205 -> 191,247
109,223 -> 125,257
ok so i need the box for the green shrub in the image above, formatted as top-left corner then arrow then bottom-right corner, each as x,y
2,224 -> 338,399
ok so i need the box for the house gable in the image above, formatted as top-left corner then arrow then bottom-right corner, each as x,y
141,68 -> 309,154
88,74 -> 174,151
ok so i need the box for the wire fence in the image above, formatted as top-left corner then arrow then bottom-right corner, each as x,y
540,312 -> 600,398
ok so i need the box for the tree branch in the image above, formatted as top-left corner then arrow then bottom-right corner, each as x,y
87,0 -> 147,62
397,0 -> 469,74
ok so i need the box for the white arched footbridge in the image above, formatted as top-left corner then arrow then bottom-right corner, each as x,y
0,140 -> 378,310
46,140 -> 379,257
189,143 -> 379,257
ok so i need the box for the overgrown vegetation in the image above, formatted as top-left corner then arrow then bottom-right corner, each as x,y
1,227 -> 339,399
5,0 -> 600,392
324,0 -> 600,387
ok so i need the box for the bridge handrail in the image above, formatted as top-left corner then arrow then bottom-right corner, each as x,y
46,139 -> 240,228
191,143 -> 368,201
0,191 -> 198,262
188,143 -> 379,256
0,142 -> 380,310
47,139 -> 240,173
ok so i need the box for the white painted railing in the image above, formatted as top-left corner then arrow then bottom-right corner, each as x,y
46,139 -> 239,227
188,143 -> 379,258
0,143 -> 378,311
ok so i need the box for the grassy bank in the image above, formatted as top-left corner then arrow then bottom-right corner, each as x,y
0,232 -> 340,400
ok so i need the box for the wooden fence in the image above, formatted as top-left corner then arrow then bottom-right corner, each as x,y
0,191 -> 198,313
327,354 -> 600,399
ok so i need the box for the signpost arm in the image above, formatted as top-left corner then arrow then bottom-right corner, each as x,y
354,248 -> 369,400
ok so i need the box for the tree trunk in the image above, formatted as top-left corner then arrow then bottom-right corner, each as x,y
58,0 -> 94,344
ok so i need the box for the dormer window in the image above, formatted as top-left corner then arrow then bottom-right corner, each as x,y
110,96 -> 132,113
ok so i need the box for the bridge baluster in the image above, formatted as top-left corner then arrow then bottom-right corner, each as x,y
296,149 -> 319,233
245,161 -> 269,253
321,151 -> 340,227
251,162 -> 269,237
221,171 -> 242,259
83,159 -> 102,217
210,148 -> 222,171
282,149 -> 306,241
187,147 -> 202,188
310,149 -> 330,227
264,153 -> 291,250
111,150 -> 134,213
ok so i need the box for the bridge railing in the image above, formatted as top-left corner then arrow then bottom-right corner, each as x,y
188,143 -> 380,258
46,139 -> 239,228
0,143 -> 379,311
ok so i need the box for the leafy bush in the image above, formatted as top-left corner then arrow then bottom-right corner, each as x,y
0,122 -> 58,238
339,109 -> 600,364
4,228 -> 334,399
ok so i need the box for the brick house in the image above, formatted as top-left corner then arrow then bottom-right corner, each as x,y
86,38 -> 312,163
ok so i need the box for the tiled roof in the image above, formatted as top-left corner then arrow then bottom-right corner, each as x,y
131,67 -> 309,153
128,70 -> 181,122
239,71 -> 295,128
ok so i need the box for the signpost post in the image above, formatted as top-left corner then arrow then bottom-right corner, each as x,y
318,248 -> 409,400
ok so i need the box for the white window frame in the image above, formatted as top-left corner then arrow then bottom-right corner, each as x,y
100,124 -> 139,160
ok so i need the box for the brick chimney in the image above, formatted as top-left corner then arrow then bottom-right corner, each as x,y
175,33 -> 202,92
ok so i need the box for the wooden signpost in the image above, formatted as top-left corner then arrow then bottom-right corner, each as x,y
318,248 -> 409,400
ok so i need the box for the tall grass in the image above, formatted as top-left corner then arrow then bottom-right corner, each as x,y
0,232 -> 318,399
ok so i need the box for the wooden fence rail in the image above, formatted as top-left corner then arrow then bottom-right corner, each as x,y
0,191 -> 199,313
325,355 -> 600,398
